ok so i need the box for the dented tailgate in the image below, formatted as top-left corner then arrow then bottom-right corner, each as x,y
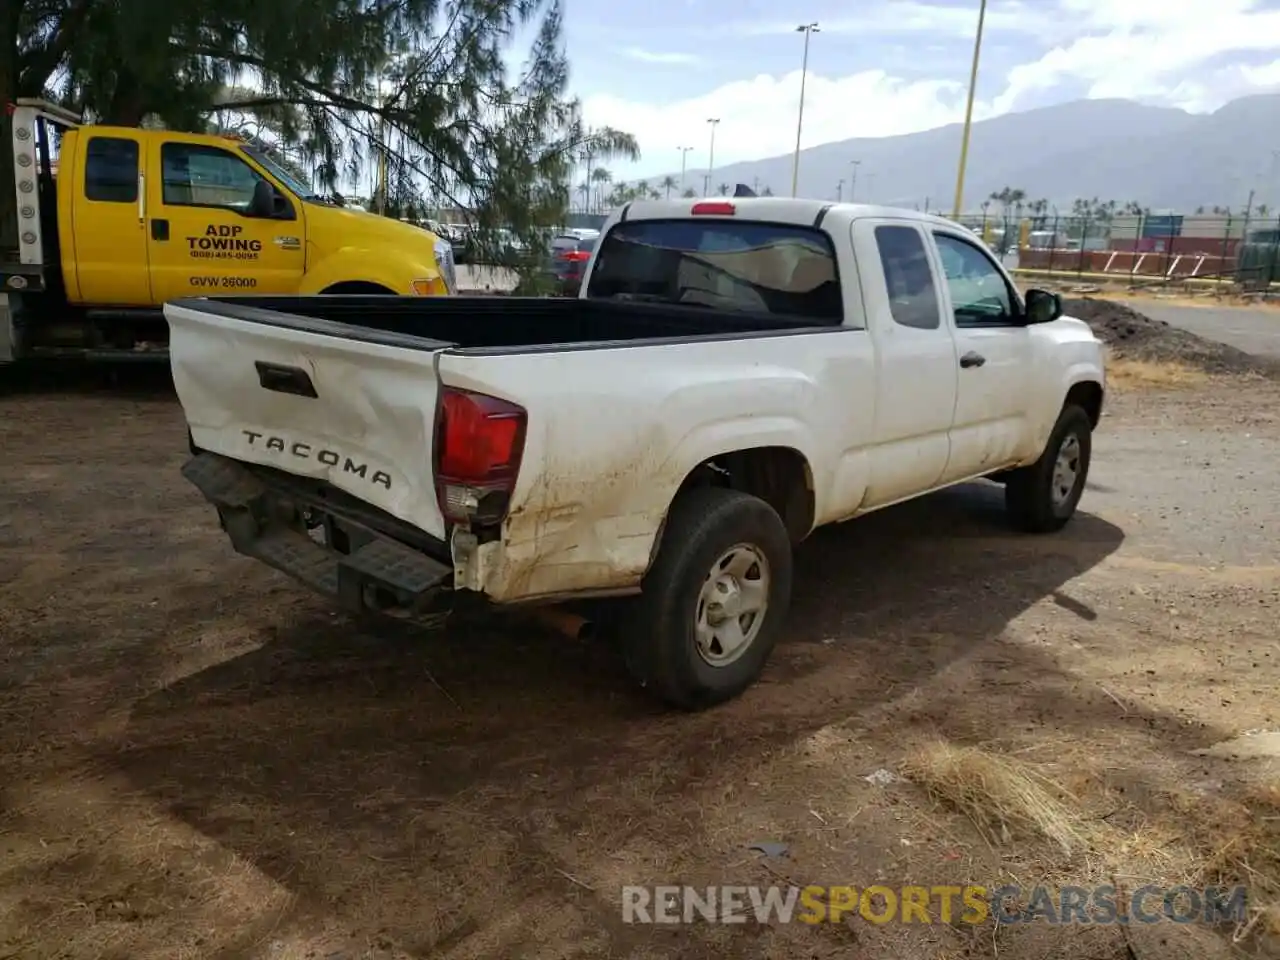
165,299 -> 450,540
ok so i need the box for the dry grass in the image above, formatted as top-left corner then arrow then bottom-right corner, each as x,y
904,737 -> 1280,955
1181,784 -> 1280,949
1105,353 -> 1209,390
901,739 -> 1098,856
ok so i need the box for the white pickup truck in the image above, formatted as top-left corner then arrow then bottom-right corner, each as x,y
168,198 -> 1105,710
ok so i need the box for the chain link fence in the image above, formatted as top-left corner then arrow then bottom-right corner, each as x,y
949,212 -> 1280,290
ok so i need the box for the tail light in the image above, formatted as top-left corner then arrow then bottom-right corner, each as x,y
558,250 -> 591,263
434,387 -> 527,525
691,201 -> 735,215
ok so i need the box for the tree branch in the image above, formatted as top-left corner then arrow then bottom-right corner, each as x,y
17,0 -> 95,91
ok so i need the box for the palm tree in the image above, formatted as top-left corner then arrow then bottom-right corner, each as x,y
717,183 -> 729,196
987,187 -> 1027,249
590,167 -> 612,213
661,175 -> 678,199
1257,203 -> 1271,218
761,185 -> 774,197
682,188 -> 697,198
1027,198 -> 1049,229
635,180 -> 650,199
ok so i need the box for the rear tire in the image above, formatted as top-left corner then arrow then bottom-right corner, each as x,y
1005,404 -> 1092,533
622,487 -> 793,710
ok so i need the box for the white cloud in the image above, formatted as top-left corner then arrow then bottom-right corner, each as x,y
583,69 -> 977,180
993,1 -> 1280,112
585,0 -> 1280,180
620,47 -> 699,65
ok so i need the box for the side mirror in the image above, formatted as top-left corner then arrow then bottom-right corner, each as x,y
1024,288 -> 1063,325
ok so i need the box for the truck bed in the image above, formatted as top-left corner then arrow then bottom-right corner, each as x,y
177,294 -> 840,354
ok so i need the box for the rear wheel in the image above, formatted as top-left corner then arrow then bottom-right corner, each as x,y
622,487 -> 793,710
1005,404 -> 1093,533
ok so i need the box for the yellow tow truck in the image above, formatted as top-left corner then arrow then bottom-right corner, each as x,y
1,98 -> 455,362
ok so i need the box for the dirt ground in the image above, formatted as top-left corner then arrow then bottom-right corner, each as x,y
2,313 -> 1280,959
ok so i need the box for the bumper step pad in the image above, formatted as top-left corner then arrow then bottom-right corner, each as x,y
182,452 -> 451,615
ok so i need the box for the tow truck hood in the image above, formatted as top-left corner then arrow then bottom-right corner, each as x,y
306,203 -> 444,256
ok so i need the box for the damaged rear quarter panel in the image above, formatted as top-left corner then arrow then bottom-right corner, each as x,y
437,338 -> 828,603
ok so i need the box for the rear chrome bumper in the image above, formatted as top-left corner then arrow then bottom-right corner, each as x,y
182,452 -> 453,617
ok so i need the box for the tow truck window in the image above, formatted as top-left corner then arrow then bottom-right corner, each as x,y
160,143 -> 265,212
586,219 -> 843,323
84,137 -> 139,204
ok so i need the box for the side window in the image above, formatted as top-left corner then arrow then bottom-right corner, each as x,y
160,143 -> 264,211
873,225 -> 940,330
84,137 -> 139,203
932,233 -> 1015,326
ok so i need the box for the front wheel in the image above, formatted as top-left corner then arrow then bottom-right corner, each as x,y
1005,404 -> 1093,533
622,487 -> 793,710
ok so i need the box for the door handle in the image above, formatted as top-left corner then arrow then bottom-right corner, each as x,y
255,361 -> 318,398
150,218 -> 169,241
959,351 -> 986,368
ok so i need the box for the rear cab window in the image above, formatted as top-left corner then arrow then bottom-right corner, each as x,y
873,225 -> 941,330
84,136 -> 140,203
585,219 -> 843,323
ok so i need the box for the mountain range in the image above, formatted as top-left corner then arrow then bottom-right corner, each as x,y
650,94 -> 1280,214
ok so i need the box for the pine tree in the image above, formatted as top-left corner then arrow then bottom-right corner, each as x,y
3,0 -> 638,266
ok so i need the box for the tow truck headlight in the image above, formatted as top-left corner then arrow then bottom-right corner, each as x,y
432,236 -> 457,295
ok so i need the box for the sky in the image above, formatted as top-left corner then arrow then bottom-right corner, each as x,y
551,0 -> 1280,183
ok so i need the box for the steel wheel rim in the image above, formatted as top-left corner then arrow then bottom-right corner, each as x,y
1051,432 -> 1082,508
694,543 -> 770,667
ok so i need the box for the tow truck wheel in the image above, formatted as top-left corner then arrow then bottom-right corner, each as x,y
623,487 -> 793,710
1005,404 -> 1093,533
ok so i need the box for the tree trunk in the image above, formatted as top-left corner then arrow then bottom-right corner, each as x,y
105,70 -> 147,126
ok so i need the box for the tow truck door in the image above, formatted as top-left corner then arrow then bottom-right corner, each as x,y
144,137 -> 304,302
68,128 -> 153,305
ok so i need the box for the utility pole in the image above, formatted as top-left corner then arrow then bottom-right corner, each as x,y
678,146 -> 694,194
706,118 -> 720,197
1271,149 -> 1280,211
791,22 -> 820,198
836,178 -> 844,202
580,144 -> 595,214
951,0 -> 988,219
849,159 -> 861,201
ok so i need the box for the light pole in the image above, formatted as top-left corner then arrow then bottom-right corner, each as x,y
951,0 -> 988,219
849,159 -> 861,201
1270,149 -> 1280,211
836,178 -> 844,202
678,146 -> 694,194
706,118 -> 720,197
791,22 -> 819,198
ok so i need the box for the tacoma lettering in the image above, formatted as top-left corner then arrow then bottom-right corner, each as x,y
242,430 -> 391,490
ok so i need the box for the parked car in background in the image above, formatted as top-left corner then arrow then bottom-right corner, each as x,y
545,231 -> 599,295
441,223 -> 472,264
